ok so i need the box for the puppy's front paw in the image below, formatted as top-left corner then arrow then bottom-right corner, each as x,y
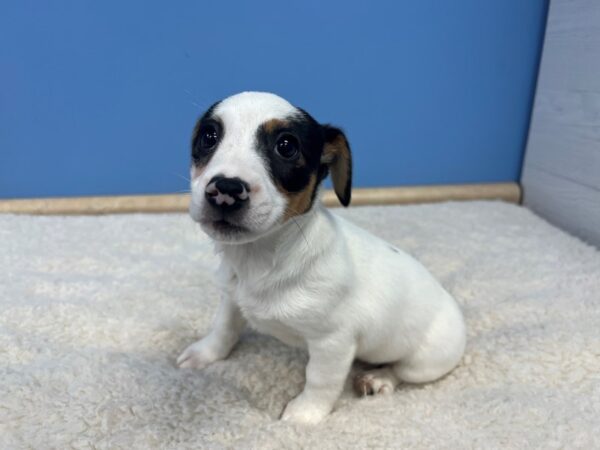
176,339 -> 221,369
280,394 -> 331,425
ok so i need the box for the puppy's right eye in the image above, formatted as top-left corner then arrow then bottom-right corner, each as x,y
200,125 -> 219,149
275,134 -> 299,159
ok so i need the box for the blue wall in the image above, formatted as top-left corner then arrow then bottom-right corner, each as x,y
0,1 -> 548,199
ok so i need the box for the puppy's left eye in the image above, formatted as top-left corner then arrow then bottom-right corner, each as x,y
275,134 -> 299,159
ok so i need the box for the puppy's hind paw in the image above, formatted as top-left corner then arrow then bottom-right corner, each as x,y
353,368 -> 399,396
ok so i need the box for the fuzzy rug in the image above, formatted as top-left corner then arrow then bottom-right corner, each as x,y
1,201 -> 599,449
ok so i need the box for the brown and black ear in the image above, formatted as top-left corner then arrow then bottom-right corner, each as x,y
321,125 -> 353,207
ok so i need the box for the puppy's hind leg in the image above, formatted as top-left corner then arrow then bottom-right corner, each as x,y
391,351 -> 461,385
392,313 -> 466,384
354,342 -> 464,395
353,352 -> 458,396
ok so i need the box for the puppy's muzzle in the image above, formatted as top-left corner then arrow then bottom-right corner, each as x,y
205,176 -> 250,212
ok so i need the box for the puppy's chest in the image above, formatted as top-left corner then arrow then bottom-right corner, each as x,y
233,282 -> 313,348
245,315 -> 306,349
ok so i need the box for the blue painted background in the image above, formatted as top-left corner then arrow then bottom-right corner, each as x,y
0,1 -> 548,199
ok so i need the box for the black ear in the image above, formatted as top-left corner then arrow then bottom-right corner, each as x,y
321,125 -> 352,207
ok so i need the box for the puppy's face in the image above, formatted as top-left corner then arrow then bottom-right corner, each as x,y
189,92 -> 352,244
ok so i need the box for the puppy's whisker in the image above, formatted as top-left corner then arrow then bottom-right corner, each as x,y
171,172 -> 192,184
292,217 -> 310,248
183,89 -> 213,111
284,206 -> 310,248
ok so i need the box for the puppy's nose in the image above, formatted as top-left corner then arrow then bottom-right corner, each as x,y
205,176 -> 250,211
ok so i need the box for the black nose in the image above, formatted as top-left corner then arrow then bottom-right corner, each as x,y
205,176 -> 250,211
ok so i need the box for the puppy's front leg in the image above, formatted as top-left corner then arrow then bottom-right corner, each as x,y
177,292 -> 246,369
281,338 -> 355,425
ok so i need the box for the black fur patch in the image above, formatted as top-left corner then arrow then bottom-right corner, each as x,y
191,101 -> 222,167
255,109 -> 325,195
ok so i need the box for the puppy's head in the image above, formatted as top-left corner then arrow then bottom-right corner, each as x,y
189,91 -> 352,244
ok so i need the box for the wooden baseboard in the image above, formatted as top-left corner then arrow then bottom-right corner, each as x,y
0,182 -> 521,215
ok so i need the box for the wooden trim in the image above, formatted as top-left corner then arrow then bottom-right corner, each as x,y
326,182 -> 521,207
0,182 -> 521,215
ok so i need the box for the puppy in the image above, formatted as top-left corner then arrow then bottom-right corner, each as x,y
177,92 -> 466,424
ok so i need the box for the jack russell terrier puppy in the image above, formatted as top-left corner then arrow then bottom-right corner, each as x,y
177,91 -> 466,424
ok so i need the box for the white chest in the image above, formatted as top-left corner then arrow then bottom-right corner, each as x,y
234,282 -> 310,349
244,314 -> 306,348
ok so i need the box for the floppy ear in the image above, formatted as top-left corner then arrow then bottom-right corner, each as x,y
321,125 -> 353,207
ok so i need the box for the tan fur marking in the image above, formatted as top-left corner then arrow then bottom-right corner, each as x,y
263,119 -> 288,134
281,173 -> 317,221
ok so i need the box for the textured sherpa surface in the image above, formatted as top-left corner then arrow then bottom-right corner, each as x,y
1,201 -> 599,449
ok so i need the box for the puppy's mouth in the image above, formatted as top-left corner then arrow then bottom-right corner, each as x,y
189,196 -> 275,243
210,219 -> 247,234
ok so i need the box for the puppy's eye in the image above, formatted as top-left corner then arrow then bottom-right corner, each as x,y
275,134 -> 299,159
200,125 -> 219,150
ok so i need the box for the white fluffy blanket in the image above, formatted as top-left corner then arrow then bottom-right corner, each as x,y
1,201 -> 599,449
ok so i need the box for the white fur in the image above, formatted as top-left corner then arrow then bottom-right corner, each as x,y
179,92 -> 466,425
